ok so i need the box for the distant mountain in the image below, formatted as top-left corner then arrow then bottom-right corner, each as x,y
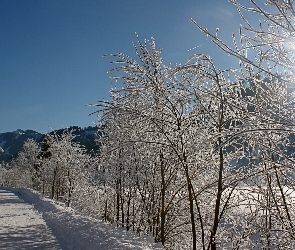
0,129 -> 44,162
0,126 -> 100,163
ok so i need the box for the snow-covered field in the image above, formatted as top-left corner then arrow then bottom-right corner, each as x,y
0,187 -> 162,250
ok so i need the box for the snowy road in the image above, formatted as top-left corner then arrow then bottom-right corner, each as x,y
0,187 -> 162,250
0,188 -> 60,249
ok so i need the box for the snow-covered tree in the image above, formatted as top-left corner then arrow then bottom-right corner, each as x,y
92,1 -> 295,247
41,129 -> 90,206
2,139 -> 41,188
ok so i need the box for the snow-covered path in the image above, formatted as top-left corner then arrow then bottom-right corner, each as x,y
0,188 -> 60,249
0,187 -> 162,250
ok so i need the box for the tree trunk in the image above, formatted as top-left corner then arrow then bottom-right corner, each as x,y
209,139 -> 223,250
183,152 -> 197,250
51,166 -> 58,199
160,153 -> 166,246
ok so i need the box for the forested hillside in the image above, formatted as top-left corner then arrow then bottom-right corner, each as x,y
0,126 -> 99,162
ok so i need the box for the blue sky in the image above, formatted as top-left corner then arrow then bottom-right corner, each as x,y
0,0 -> 242,133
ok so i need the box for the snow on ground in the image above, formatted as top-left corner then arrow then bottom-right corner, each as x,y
0,187 -> 163,250
0,188 -> 60,249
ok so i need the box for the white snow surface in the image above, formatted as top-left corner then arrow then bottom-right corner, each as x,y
0,187 -> 163,250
